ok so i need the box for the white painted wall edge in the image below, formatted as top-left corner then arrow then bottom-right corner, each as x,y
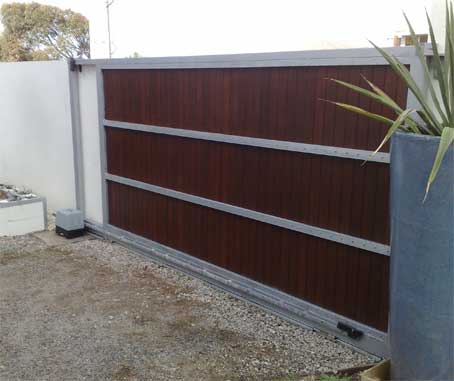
77,65 -> 104,224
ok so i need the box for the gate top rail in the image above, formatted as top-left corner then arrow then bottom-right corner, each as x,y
75,46 -> 419,69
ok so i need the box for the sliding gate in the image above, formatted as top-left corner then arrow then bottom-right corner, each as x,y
87,48 -> 421,356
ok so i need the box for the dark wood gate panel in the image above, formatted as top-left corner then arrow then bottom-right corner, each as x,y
103,66 -> 405,150
105,128 -> 391,245
96,52 -> 415,355
108,180 -> 390,331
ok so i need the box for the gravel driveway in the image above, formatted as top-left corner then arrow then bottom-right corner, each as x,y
0,232 -> 374,380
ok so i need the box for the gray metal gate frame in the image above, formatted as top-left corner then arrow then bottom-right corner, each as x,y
73,46 -> 426,357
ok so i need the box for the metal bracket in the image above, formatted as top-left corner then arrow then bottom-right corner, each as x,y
337,322 -> 364,340
69,57 -> 77,72
69,57 -> 82,72
84,220 -> 387,357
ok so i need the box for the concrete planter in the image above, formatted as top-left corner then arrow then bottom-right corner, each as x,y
390,133 -> 454,380
360,360 -> 389,381
0,198 -> 47,236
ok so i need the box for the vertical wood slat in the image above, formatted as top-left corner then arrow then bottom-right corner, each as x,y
108,180 -> 389,331
106,128 -> 390,244
102,64 -> 408,333
103,66 -> 407,151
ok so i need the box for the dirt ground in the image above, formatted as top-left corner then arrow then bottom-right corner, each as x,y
0,233 -> 374,380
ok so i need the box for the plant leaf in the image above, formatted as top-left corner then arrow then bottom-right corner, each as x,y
324,101 -> 395,125
333,76 -> 430,135
360,75 -> 426,134
403,11 -> 450,126
446,1 -> 454,121
370,41 -> 444,133
426,8 -> 451,122
330,78 -> 389,105
397,59 -> 444,133
424,126 -> 454,201
361,75 -> 402,110
370,108 -> 414,158
331,77 -> 411,122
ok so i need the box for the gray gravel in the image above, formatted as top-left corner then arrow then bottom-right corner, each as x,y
0,232 -> 375,380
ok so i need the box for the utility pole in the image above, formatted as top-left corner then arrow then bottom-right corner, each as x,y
106,0 -> 114,58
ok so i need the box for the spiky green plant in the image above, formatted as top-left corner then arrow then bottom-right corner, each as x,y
329,2 -> 454,200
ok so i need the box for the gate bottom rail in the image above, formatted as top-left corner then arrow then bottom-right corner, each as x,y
85,220 -> 387,358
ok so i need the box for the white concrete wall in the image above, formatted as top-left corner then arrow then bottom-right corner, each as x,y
77,65 -> 103,224
0,60 -> 77,212
430,0 -> 448,51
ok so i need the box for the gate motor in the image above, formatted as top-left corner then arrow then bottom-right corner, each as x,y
56,209 -> 85,239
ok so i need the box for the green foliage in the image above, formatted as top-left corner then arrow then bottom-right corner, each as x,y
0,2 -> 89,61
330,1 -> 454,198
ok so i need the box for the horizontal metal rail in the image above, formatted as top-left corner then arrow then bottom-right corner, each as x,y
85,220 -> 386,357
106,173 -> 390,256
76,46 -> 417,69
104,119 -> 390,163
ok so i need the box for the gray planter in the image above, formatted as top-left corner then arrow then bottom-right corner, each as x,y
390,132 -> 454,380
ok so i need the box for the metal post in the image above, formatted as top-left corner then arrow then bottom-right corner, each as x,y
68,58 -> 85,214
106,0 -> 114,59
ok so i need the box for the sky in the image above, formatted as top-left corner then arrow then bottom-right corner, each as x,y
0,0 -> 437,58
